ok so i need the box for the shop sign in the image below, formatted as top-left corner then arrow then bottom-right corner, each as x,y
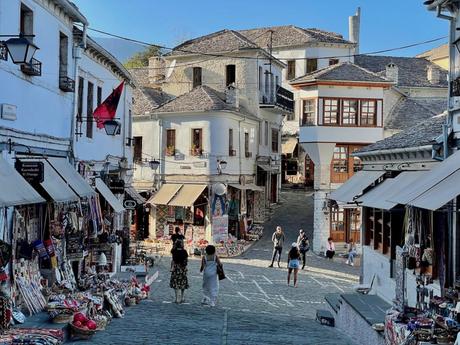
123,200 -> 137,210
109,179 -> 125,193
212,215 -> 228,243
16,161 -> 44,184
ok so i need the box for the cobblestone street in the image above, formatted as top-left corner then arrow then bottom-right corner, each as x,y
70,189 -> 359,345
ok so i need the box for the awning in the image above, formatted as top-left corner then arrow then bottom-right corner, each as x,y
388,150 -> 460,205
147,184 -> 182,205
229,183 -> 264,192
168,184 -> 207,207
0,157 -> 45,207
257,164 -> 278,172
357,172 -> 424,210
282,138 -> 297,155
329,170 -> 385,203
46,158 -> 95,198
125,186 -> 146,205
41,160 -> 79,203
409,169 -> 460,210
95,178 -> 125,213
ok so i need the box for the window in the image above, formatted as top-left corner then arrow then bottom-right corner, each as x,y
229,128 -> 235,156
77,77 -> 84,122
330,207 -> 345,233
342,99 -> 358,125
226,64 -> 236,86
192,67 -> 202,88
244,132 -> 250,157
287,60 -> 296,80
332,146 -> 348,175
59,33 -> 68,78
302,99 -> 316,126
330,144 -> 366,183
166,129 -> 176,156
329,58 -> 339,66
323,99 -> 339,125
133,136 -> 143,162
270,73 -> 274,102
360,100 -> 377,126
191,128 -> 202,155
351,146 -> 363,172
306,58 -> 318,73
20,4 -> 33,38
258,66 -> 263,90
97,86 -> 102,107
86,81 -> 94,138
264,121 -> 269,146
264,70 -> 269,95
271,129 -> 279,153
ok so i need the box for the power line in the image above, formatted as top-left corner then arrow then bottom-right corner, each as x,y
78,24 -> 447,65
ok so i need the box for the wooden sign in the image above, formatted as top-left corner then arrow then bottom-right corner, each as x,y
16,161 -> 44,184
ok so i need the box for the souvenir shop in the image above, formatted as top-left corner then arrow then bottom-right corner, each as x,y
0,156 -> 149,344
146,184 -> 209,254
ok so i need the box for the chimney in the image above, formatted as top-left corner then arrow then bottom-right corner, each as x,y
427,65 -> 440,84
349,7 -> 361,54
225,83 -> 239,109
385,63 -> 399,84
148,56 -> 165,83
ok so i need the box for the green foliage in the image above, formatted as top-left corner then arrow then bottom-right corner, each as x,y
124,46 -> 160,68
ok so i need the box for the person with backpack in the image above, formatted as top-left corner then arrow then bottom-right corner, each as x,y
296,229 -> 310,270
268,226 -> 285,268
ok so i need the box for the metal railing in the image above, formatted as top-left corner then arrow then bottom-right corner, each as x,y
259,85 -> 294,112
59,76 -> 75,92
20,58 -> 41,76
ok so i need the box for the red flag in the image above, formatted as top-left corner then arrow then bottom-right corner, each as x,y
93,81 -> 124,129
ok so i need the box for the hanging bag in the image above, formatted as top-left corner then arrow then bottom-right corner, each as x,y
216,257 -> 226,281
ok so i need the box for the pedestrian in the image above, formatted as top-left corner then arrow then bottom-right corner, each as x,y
296,229 -> 310,270
200,244 -> 221,307
171,227 -> 185,244
268,226 -> 285,268
325,237 -> 335,260
287,243 -> 301,287
169,239 -> 189,303
346,239 -> 357,266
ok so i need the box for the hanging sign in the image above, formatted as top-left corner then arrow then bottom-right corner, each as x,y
15,161 -> 44,184
123,200 -> 137,210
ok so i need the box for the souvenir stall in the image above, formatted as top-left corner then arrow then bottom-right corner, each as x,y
384,207 -> 460,345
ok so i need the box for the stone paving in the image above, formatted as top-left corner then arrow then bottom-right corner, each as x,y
69,189 -> 359,345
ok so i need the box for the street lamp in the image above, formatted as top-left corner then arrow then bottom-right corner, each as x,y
149,159 -> 160,171
1,36 -> 38,64
103,120 -> 120,136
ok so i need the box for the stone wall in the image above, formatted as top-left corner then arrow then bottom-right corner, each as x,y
313,191 -> 330,252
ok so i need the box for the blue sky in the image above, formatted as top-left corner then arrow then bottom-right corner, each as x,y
73,0 -> 448,57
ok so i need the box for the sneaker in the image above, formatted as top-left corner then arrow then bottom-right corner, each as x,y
350,262 -> 354,266
345,260 -> 349,265
277,262 -> 281,268
268,264 -> 273,268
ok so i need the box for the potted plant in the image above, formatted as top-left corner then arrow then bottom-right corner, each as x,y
166,145 -> 175,156
191,144 -> 202,156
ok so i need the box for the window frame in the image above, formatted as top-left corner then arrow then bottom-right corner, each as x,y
322,98 -> 340,125
86,81 -> 94,139
226,64 -> 236,86
306,58 -> 318,73
192,67 -> 202,88
360,100 -> 377,127
244,132 -> 250,157
77,77 -> 84,123
264,121 -> 269,146
341,99 -> 358,126
301,99 -> 316,126
191,128 -> 203,156
59,32 -> 68,78
271,128 -> 279,153
133,136 -> 143,163
20,3 -> 34,38
287,60 -> 296,80
166,129 -> 176,156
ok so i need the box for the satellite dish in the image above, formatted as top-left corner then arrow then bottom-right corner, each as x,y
165,59 -> 176,79
213,183 -> 227,196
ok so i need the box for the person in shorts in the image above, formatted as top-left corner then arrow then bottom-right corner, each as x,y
287,243 -> 301,287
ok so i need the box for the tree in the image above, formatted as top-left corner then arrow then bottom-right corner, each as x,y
124,46 -> 160,68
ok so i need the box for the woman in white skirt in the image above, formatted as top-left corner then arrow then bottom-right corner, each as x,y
287,242 -> 301,287
200,245 -> 221,307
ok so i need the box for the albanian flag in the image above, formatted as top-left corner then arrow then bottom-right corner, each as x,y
93,81 -> 124,129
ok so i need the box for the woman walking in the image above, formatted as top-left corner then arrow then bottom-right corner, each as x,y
287,243 -> 301,287
170,239 -> 189,303
200,245 -> 221,307
296,229 -> 310,270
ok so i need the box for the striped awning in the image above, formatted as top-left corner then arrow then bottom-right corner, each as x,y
168,184 -> 207,207
147,184 -> 182,205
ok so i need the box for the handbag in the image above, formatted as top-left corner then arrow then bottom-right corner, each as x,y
217,261 -> 226,281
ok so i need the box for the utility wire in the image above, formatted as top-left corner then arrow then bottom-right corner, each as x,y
78,24 -> 447,66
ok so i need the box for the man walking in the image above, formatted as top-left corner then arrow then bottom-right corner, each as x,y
268,226 -> 284,268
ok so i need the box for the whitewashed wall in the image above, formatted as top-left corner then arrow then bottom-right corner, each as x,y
0,0 -> 76,140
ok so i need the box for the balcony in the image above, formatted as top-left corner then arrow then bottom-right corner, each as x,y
59,76 -> 75,92
0,45 -> 7,61
259,85 -> 294,113
20,58 -> 41,76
